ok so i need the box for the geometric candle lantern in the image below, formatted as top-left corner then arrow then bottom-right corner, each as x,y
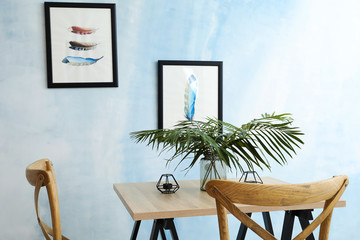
156,174 -> 180,194
239,171 -> 263,184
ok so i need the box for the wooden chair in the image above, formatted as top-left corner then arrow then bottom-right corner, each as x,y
26,159 -> 69,240
206,175 -> 348,240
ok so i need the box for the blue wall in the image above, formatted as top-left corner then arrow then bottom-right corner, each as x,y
1,0 -> 359,239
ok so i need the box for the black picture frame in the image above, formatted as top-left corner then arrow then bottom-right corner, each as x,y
158,60 -> 223,129
45,2 -> 118,88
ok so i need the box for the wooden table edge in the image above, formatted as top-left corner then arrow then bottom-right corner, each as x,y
113,179 -> 346,221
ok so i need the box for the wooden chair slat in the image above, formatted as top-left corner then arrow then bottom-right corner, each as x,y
206,175 -> 348,240
26,159 -> 70,240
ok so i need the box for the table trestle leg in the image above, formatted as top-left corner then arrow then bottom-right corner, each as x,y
236,212 -> 252,240
131,220 -> 141,240
149,218 -> 179,240
281,209 -> 315,240
236,212 -> 274,240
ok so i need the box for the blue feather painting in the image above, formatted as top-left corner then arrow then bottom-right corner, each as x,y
184,73 -> 198,121
62,56 -> 103,66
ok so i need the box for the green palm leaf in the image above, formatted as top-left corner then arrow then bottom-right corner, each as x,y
130,113 -> 304,172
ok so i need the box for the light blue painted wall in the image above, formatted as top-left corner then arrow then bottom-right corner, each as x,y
1,0 -> 359,239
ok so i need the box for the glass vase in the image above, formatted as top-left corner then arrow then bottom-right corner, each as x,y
200,156 -> 227,191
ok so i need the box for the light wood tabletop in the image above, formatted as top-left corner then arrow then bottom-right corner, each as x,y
113,177 -> 346,221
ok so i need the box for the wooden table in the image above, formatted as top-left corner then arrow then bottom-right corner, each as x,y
113,177 -> 346,240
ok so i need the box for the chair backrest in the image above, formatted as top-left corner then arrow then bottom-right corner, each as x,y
26,159 -> 69,240
206,175 -> 348,240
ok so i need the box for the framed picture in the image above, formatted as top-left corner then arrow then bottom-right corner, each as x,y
158,60 -> 223,129
44,2 -> 118,88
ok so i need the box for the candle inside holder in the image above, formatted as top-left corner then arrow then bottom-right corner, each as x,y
163,183 -> 173,189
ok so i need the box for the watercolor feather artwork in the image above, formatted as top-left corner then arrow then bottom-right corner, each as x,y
68,26 -> 97,35
62,56 -> 104,66
184,72 -> 199,121
45,2 -> 117,87
62,25 -> 102,66
69,41 -> 98,51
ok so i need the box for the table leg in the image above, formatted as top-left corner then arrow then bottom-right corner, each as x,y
262,212 -> 274,234
131,220 -> 141,240
281,211 -> 295,240
149,218 -> 179,240
281,209 -> 314,240
298,218 -> 315,240
164,219 -> 179,240
236,213 -> 252,240
297,210 -> 315,240
237,212 -> 273,240
159,227 -> 166,240
150,219 -> 161,240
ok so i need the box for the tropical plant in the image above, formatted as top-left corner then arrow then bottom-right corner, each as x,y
130,113 -> 304,175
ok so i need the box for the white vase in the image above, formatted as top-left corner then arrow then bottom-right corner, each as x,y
200,156 -> 227,191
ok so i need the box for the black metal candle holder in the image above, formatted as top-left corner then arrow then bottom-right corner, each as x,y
156,174 -> 180,194
239,171 -> 263,184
